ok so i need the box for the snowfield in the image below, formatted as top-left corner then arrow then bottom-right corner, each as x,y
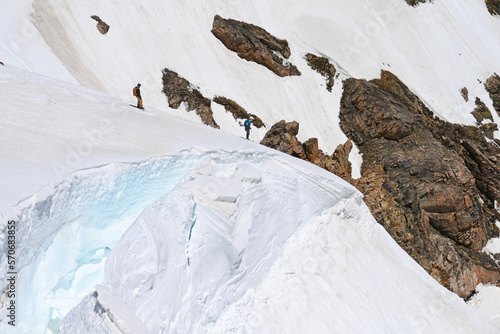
1,0 -> 500,333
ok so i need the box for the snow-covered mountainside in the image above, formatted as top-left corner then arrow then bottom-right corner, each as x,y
2,0 -> 500,333
0,66 -> 496,333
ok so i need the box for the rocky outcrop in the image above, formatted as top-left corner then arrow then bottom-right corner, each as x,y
211,15 -> 301,77
260,120 -> 354,184
316,140 -> 355,184
485,0 -> 500,15
260,121 -> 306,159
405,0 -> 428,6
213,96 -> 265,128
340,70 -> 500,298
485,74 -> 500,115
471,97 -> 497,139
161,69 -> 219,128
90,16 -> 110,35
461,87 -> 469,102
471,97 -> 494,124
305,53 -> 336,92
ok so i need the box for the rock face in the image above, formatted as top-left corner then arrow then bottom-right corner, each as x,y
339,70 -> 500,298
161,69 -> 219,129
486,74 -> 500,115
211,15 -> 301,77
260,120 -> 354,184
485,0 -> 500,15
461,87 -> 469,102
90,16 -> 110,35
260,120 -> 306,159
212,97 -> 265,128
472,98 -> 494,124
305,53 -> 336,92
405,0 -> 428,6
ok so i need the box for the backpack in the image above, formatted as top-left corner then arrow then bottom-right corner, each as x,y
133,87 -> 138,96
244,120 -> 251,129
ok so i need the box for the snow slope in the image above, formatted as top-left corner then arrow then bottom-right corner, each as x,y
0,64 -> 499,334
29,0 -> 500,145
2,0 -> 500,332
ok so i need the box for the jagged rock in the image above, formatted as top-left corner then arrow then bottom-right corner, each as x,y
471,97 -> 494,124
316,140 -> 355,184
260,120 -> 355,183
90,15 -> 110,35
485,74 -> 500,115
260,120 -> 306,159
461,87 -> 469,102
305,53 -> 336,92
485,0 -> 500,15
302,138 -> 319,163
211,15 -> 301,77
405,0 -> 428,6
480,122 -> 498,139
471,97 -> 497,139
161,69 -> 219,128
212,96 -> 265,128
462,139 -> 500,203
340,70 -> 500,298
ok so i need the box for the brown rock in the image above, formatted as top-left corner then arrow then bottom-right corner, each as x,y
161,68 -> 219,128
0,61 -> 3,66
305,53 -> 336,92
485,0 -> 500,15
90,15 -> 110,35
211,15 -> 301,77
260,120 -> 306,159
213,96 -> 265,128
340,70 -> 500,298
405,0 -> 428,6
303,138 -> 319,163
462,139 -> 500,202
485,74 -> 500,115
318,140 -> 354,183
461,87 -> 469,102
260,120 -> 355,183
471,97 -> 493,124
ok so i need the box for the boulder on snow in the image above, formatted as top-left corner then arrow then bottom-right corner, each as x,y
212,96 -> 265,128
161,68 -> 219,129
211,15 -> 301,77
91,15 -> 110,35
461,87 -> 469,102
405,0 -> 428,6
305,53 -> 336,92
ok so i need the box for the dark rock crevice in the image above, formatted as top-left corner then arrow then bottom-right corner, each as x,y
211,15 -> 301,77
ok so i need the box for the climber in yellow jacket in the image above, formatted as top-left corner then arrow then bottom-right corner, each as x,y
133,83 -> 144,109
